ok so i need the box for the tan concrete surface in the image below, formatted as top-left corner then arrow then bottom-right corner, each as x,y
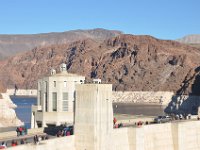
75,84 -> 113,150
7,135 -> 75,150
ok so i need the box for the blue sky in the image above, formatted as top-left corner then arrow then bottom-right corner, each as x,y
0,0 -> 199,39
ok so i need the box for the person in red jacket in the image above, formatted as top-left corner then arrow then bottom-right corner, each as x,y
113,117 -> 117,125
11,140 -> 17,146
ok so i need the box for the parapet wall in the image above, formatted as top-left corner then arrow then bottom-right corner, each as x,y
6,121 -> 200,150
112,91 -> 174,105
7,135 -> 75,150
111,120 -> 200,150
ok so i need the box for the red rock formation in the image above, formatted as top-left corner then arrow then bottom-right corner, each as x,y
0,34 -> 200,95
0,28 -> 122,60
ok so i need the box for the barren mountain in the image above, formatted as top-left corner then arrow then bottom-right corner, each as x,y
177,35 -> 200,50
0,34 -> 200,95
0,28 -> 122,60
177,34 -> 200,44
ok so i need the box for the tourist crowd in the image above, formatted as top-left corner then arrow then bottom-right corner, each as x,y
16,126 -> 27,136
0,134 -> 49,149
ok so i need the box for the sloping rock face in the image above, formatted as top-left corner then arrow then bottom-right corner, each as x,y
0,34 -> 200,95
0,82 -> 23,127
177,35 -> 200,49
177,34 -> 200,44
0,28 -> 122,60
112,91 -> 174,105
0,82 -> 6,99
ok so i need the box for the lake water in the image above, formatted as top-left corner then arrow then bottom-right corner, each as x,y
10,96 -> 165,128
10,96 -> 37,129
113,103 -> 166,116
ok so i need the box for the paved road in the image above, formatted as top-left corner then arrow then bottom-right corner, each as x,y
113,103 -> 166,116
0,126 -> 74,148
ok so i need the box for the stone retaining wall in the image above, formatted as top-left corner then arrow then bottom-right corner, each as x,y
112,91 -> 174,105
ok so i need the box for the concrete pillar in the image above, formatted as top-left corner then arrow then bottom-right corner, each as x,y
56,122 -> 61,126
31,111 -> 38,129
198,107 -> 200,118
31,112 -> 35,129
176,103 -> 179,110
75,84 -> 113,150
42,121 -> 47,128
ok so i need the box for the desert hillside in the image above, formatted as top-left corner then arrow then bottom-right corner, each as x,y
177,34 -> 200,44
0,28 -> 122,60
0,34 -> 200,95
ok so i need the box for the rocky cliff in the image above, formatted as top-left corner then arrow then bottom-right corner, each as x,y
0,34 -> 200,95
177,34 -> 200,44
177,34 -> 200,49
0,28 -> 122,60
0,82 -> 23,127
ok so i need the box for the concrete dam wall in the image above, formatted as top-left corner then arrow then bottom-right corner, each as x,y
111,120 -> 200,150
7,84 -> 200,150
8,120 -> 200,150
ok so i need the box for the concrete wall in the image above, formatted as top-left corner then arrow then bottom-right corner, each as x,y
7,135 -> 75,150
110,120 -> 200,150
112,91 -> 174,105
111,128 -> 131,150
75,84 -> 113,150
110,125 -> 173,150
173,121 -> 200,150
142,124 -> 174,150
6,121 -> 200,150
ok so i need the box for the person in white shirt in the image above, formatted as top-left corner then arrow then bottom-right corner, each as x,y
0,141 -> 7,149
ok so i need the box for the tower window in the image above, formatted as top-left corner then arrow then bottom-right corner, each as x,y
63,92 -> 68,111
64,81 -> 67,87
53,81 -> 56,87
52,92 -> 57,111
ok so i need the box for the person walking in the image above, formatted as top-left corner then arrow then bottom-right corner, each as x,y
34,135 -> 39,145
0,141 -> 7,149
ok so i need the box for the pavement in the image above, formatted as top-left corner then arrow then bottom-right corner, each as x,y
0,132 -> 49,148
113,102 -> 166,116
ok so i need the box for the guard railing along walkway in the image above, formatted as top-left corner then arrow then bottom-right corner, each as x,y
0,128 -> 44,141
